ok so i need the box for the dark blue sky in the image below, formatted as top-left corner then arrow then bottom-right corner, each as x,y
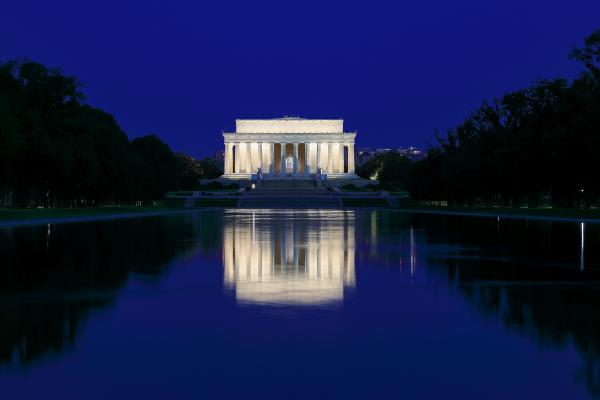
2,0 -> 599,158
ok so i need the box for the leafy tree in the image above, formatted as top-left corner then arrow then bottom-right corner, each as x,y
0,59 -> 192,207
376,153 -> 413,190
131,135 -> 178,202
198,157 -> 223,179
571,28 -> 600,80
356,152 -> 412,190
356,156 -> 380,180
176,153 -> 202,190
408,28 -> 600,208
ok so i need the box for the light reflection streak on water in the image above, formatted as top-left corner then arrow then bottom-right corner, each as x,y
370,210 -> 377,254
46,223 -> 52,253
581,222 -> 585,271
410,225 -> 415,279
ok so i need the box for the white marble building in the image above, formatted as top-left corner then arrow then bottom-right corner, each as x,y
221,117 -> 357,179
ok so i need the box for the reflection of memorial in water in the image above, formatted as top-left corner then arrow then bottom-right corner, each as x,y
223,210 -> 355,305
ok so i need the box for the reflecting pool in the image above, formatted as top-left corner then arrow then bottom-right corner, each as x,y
1,210 -> 600,399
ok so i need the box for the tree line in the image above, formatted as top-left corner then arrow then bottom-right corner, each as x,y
0,60 -> 222,208
359,29 -> 600,208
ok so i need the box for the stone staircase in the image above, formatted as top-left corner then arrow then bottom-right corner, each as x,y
258,179 -> 317,190
239,181 -> 340,208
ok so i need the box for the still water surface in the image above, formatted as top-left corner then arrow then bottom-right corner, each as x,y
1,209 -> 599,399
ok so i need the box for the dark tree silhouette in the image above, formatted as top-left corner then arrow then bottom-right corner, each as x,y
0,59 -> 199,207
197,157 -> 223,179
357,152 -> 412,190
176,153 -> 203,190
407,29 -> 600,208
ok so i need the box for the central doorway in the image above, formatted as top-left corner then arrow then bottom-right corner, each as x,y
285,155 -> 294,174
273,143 -> 308,176
285,144 -> 294,175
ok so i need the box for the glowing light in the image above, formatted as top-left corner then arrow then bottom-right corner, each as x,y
223,210 -> 356,306
410,225 -> 415,278
580,222 -> 585,271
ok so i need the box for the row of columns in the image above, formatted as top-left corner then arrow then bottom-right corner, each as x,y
224,142 -> 355,176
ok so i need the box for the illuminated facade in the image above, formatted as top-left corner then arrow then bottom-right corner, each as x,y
223,210 -> 356,305
221,117 -> 357,179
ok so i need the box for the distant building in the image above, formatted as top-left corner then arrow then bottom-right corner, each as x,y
356,146 -> 425,165
398,146 -> 425,161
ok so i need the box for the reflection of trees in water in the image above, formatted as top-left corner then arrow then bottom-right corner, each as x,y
419,215 -> 600,397
343,209 -> 600,397
0,213 -> 218,368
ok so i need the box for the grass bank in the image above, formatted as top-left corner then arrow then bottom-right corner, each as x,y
0,206 -> 194,228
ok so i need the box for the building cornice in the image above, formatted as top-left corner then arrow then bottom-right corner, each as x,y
223,132 -> 357,142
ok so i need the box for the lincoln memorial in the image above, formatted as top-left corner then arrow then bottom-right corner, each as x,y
221,117 -> 358,180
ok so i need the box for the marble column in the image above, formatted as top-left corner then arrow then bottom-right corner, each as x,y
304,143 -> 309,175
316,142 -> 321,172
240,142 -> 248,173
246,142 -> 252,173
348,143 -> 355,174
339,143 -> 345,173
328,143 -> 333,173
229,142 -> 235,174
233,142 -> 241,174
280,142 -> 286,176
224,143 -> 231,174
258,142 -> 263,171
230,143 -> 235,174
293,143 -> 299,176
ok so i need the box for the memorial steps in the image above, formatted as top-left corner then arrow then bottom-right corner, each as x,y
257,179 -> 317,190
238,181 -> 341,208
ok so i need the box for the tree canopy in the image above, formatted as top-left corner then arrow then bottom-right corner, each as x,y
357,152 -> 413,191
0,59 -> 207,207
407,28 -> 600,208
